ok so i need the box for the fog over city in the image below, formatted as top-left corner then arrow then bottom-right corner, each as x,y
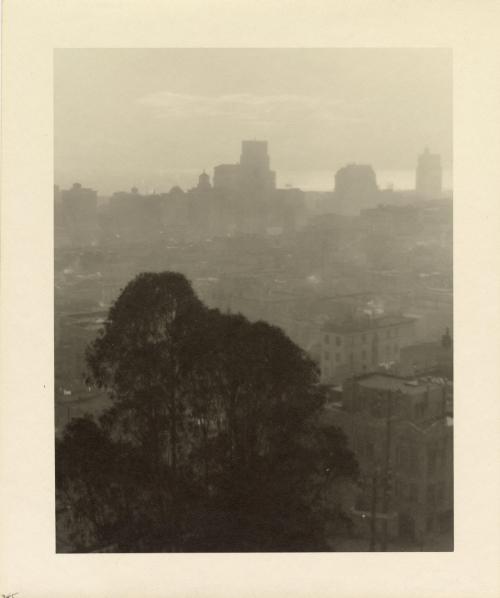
55,48 -> 452,193
55,48 -> 453,553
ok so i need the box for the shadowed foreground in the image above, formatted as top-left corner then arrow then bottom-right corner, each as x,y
56,271 -> 358,552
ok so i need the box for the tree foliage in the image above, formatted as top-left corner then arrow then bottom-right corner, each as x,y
56,271 -> 358,552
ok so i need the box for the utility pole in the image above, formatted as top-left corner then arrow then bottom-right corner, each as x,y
381,391 -> 394,551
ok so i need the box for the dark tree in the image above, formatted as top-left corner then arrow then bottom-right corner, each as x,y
86,272 -> 207,547
57,271 -> 358,552
56,415 -> 153,551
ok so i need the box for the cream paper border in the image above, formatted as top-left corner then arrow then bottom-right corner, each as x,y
1,1 -> 500,597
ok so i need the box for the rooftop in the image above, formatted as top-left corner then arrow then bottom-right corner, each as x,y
214,163 -> 240,170
355,373 -> 440,395
323,315 -> 415,334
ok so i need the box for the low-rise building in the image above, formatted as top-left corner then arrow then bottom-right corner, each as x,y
397,333 -> 453,379
324,372 -> 453,549
320,315 -> 416,384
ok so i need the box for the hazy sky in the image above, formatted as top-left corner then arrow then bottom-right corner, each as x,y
54,49 -> 452,194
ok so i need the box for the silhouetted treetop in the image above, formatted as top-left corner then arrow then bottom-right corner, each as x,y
57,270 -> 358,552
86,271 -> 205,391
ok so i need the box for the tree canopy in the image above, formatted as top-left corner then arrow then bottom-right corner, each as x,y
56,271 -> 358,552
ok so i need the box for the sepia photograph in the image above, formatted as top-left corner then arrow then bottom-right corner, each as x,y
2,1 -> 500,596
54,48 -> 453,553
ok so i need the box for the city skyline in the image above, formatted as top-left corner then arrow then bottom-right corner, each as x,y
55,152 -> 454,197
55,48 -> 452,194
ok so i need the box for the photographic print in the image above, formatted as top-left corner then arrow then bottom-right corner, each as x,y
53,48 -> 454,553
4,0 -> 500,595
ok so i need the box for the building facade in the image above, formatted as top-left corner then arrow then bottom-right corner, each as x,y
416,148 -> 442,199
327,373 -> 453,548
333,163 -> 379,214
320,315 -> 416,383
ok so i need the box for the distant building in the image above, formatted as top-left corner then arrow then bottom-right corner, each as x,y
334,373 -> 453,547
213,164 -> 241,193
397,335 -> 453,380
213,140 -> 276,198
212,140 -> 294,234
320,315 -> 416,383
186,172 -> 233,239
360,203 -> 423,237
61,183 -> 98,246
416,148 -> 442,199
405,284 -> 453,342
239,140 -> 276,194
333,164 -> 379,214
303,190 -> 336,215
270,187 -> 307,233
108,187 -> 163,240
196,170 -> 212,191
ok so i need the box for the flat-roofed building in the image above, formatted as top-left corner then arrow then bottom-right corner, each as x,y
320,315 -> 416,383
347,374 -> 452,547
213,163 -> 241,194
324,373 -> 453,548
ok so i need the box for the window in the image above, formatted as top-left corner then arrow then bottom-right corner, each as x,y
362,334 -> 367,343
362,350 -> 367,360
324,351 -> 330,360
336,336 -> 342,347
324,334 -> 330,344
336,352 -> 341,363
409,483 -> 418,502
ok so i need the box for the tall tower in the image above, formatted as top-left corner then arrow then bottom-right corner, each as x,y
416,148 -> 442,199
239,140 -> 276,194
240,140 -> 270,171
